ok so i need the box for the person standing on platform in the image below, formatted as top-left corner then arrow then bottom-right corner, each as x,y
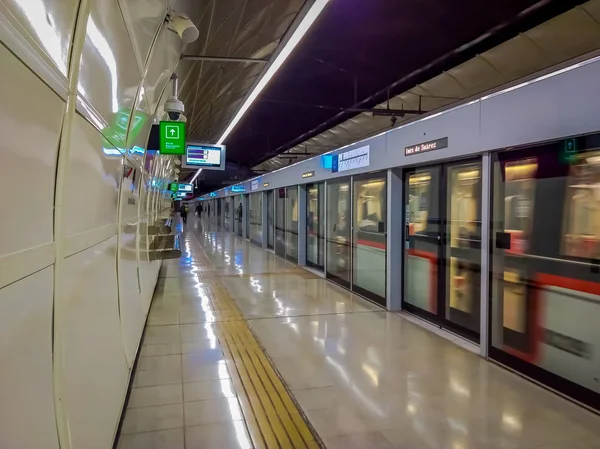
196,203 -> 203,217
181,203 -> 189,224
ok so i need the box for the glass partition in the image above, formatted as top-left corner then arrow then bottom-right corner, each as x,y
224,197 -> 232,231
267,190 -> 274,249
326,179 -> 351,288
307,183 -> 325,270
285,186 -> 299,262
352,173 -> 387,304
234,196 -> 243,237
249,192 -> 262,246
275,189 -> 286,257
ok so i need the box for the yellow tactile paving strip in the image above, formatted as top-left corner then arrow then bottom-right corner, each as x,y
192,252 -> 321,449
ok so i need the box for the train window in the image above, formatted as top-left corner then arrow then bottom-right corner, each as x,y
408,171 -> 432,234
562,150 -> 600,259
503,159 -> 537,254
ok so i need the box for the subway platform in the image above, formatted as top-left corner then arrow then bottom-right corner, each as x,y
117,217 -> 600,449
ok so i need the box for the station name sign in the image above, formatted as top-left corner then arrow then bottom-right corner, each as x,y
332,145 -> 370,173
302,171 -> 315,179
263,182 -> 270,187
405,137 -> 448,156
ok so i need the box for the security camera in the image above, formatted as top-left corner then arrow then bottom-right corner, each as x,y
163,97 -> 186,122
167,12 -> 199,44
163,73 -> 187,122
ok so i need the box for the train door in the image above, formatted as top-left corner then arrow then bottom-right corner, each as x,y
403,159 -> 482,341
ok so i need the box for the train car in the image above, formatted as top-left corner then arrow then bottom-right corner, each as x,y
489,136 -> 600,408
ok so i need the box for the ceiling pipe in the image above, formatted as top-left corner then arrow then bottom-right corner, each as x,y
181,55 -> 269,64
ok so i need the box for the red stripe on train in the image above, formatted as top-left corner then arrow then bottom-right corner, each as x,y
356,239 -> 386,250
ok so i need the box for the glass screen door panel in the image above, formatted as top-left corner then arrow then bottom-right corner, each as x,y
403,161 -> 482,341
352,173 -> 387,305
444,162 -> 482,335
326,179 -> 351,288
404,167 -> 441,314
275,189 -> 286,257
267,190 -> 274,249
307,183 -> 325,270
285,186 -> 299,263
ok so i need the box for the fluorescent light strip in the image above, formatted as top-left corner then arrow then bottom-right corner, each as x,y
190,0 -> 329,182
190,168 -> 203,183
216,0 -> 329,145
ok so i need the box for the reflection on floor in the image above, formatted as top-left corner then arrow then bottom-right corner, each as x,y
118,217 -> 600,449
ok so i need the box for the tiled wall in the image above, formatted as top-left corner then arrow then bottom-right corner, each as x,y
0,1 -> 182,447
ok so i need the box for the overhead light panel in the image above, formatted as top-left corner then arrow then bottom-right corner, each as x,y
216,0 -> 330,145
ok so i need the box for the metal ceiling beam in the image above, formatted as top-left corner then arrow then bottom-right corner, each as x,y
181,55 -> 269,64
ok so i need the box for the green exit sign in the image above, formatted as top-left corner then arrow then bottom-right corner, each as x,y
561,137 -> 579,164
159,121 -> 186,155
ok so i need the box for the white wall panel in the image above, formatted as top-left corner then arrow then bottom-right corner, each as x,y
118,172 -> 146,367
60,237 -> 128,449
481,57 -> 600,150
64,114 -> 121,238
0,267 -> 59,449
77,0 -> 141,141
117,0 -> 165,71
0,43 -> 63,259
0,0 -> 79,76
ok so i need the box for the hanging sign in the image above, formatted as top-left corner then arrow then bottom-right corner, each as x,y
405,137 -> 448,156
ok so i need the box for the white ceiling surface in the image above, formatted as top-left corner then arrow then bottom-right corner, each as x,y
176,0 -> 305,141
253,0 -> 600,173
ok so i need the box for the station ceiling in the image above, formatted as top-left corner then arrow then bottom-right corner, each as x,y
177,0 -> 588,191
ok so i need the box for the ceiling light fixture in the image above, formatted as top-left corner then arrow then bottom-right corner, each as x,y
216,0 -> 330,145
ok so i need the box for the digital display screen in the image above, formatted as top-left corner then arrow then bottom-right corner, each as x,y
183,143 -> 226,170
186,145 -> 222,167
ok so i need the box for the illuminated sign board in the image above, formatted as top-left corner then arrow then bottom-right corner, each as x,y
231,185 -> 246,193
183,143 -> 226,170
332,145 -> 369,173
169,183 -> 178,192
209,192 -> 218,197
159,121 -> 186,155
177,183 -> 193,192
302,171 -> 315,179
263,182 -> 270,187
251,180 -> 259,191
321,154 -> 333,169
404,137 -> 448,156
